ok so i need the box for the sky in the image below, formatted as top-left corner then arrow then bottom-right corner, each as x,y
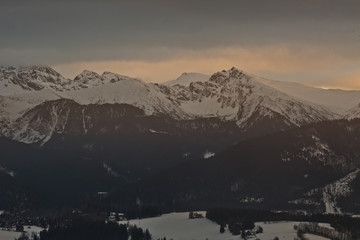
1,0 -> 360,89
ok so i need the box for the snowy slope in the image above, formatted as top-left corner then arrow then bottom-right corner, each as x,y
256,76 -> 360,113
165,70 -> 360,114
165,68 -> 337,128
1,65 -> 359,144
0,226 -> 43,240
61,76 -> 186,118
164,72 -> 210,87
120,212 -> 307,240
345,104 -> 360,120
69,70 -> 102,89
0,66 -> 188,125
0,89 -> 61,121
0,65 -> 70,95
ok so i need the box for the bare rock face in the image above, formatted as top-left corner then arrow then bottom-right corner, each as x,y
165,67 -> 335,131
0,65 -> 69,93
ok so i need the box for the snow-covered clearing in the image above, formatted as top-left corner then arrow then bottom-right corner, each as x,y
119,212 -> 328,240
0,226 -> 43,240
303,233 -> 330,240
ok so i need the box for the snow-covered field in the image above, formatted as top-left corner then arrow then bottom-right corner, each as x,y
0,226 -> 43,240
120,212 -> 329,240
304,233 -> 330,240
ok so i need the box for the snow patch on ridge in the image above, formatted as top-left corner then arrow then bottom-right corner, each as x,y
203,151 -> 215,159
290,169 -> 360,213
164,72 -> 210,87
149,129 -> 168,134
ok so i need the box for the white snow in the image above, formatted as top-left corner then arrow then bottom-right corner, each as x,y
121,212 -> 235,240
1,66 -> 360,144
179,97 -> 236,119
345,104 -> 360,120
164,72 -> 210,87
255,75 -> 360,113
203,151 -> 215,159
120,212 -> 331,240
149,129 -> 168,134
0,89 -> 61,121
60,79 -> 186,118
169,68 -> 337,129
256,221 -> 300,240
0,230 -> 20,240
303,233 -> 330,240
0,226 -> 43,240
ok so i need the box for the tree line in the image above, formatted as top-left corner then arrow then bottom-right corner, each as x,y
206,208 -> 360,238
16,219 -> 154,240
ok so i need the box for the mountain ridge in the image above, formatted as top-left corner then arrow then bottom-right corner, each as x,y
1,65 -> 360,213
107,118 -> 360,213
1,65 -> 360,145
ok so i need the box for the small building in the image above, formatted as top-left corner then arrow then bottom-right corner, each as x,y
107,212 -> 126,222
118,213 -> 126,221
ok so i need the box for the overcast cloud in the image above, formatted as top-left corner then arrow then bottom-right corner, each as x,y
1,0 -> 359,88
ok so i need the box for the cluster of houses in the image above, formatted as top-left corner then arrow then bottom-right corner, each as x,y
106,212 -> 127,223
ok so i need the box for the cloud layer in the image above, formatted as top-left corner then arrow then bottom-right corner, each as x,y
1,0 -> 359,89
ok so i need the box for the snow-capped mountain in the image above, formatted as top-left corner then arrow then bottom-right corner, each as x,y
0,66 -> 187,125
345,103 -> 360,120
0,65 -> 70,95
255,76 -> 360,113
61,76 -> 186,118
70,70 -> 102,89
163,72 -> 210,87
165,70 -> 360,114
163,68 -> 337,129
1,65 -> 359,144
2,65 -> 360,213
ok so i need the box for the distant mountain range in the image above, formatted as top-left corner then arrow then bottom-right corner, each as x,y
0,65 -> 360,213
1,65 -> 359,145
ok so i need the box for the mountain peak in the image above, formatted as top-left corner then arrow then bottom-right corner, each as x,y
101,71 -> 140,84
73,70 -> 101,82
209,67 -> 250,85
164,72 -> 210,87
0,65 -> 62,77
230,66 -> 244,72
79,69 -> 100,76
0,65 -> 68,94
